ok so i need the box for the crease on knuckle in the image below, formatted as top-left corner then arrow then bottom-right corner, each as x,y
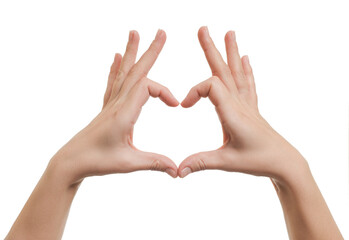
150,159 -> 162,171
132,65 -> 148,78
128,66 -> 138,76
196,155 -> 207,171
233,71 -> 246,83
117,70 -> 126,79
149,43 -> 161,57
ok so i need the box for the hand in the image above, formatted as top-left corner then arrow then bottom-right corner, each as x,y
50,29 -> 179,186
178,26 -> 308,184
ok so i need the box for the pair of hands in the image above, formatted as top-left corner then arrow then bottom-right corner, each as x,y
50,26 -> 306,187
6,26 -> 343,240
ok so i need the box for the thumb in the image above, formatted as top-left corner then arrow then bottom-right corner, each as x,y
178,150 -> 223,178
134,150 -> 178,178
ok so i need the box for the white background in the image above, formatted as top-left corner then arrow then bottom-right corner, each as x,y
0,0 -> 348,239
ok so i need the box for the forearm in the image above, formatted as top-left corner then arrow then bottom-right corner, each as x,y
273,158 -> 343,240
6,159 -> 80,240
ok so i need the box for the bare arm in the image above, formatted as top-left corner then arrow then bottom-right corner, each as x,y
6,29 -> 178,240
178,26 -> 343,240
5,164 -> 80,240
273,162 -> 342,239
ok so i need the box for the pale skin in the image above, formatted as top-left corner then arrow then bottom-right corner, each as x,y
6,27 -> 343,240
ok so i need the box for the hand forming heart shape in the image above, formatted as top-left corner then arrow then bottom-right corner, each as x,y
8,27 -> 343,240
50,26 -> 306,188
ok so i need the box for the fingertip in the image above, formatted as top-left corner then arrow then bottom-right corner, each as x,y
129,30 -> 139,40
181,88 -> 201,108
162,91 -> 179,107
168,92 -> 180,107
177,158 -> 192,178
165,168 -> 178,178
198,26 -> 209,39
245,55 -> 250,64
110,53 -> 122,73
242,55 -> 249,63
156,29 -> 166,41
168,98 -> 180,107
199,26 -> 208,33
180,99 -> 193,108
114,53 -> 122,61
180,101 -> 187,108
172,99 -> 180,107
224,31 -> 230,41
162,29 -> 167,40
179,167 -> 192,178
230,31 -> 236,41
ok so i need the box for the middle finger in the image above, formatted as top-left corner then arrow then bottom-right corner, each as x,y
198,26 -> 238,93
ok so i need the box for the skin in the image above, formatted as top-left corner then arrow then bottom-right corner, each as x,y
6,29 -> 179,240
6,27 -> 343,240
178,26 -> 343,240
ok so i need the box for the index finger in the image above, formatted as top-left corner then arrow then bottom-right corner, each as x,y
129,29 -> 166,80
198,26 -> 237,93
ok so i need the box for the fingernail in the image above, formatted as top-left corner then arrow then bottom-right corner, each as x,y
165,168 -> 177,178
181,167 -> 192,178
203,26 -> 209,35
156,29 -> 162,39
231,31 -> 236,41
245,55 -> 250,63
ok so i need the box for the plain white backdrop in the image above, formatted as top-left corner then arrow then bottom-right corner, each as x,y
0,0 -> 348,239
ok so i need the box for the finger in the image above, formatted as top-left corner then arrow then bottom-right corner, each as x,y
241,55 -> 258,108
178,150 -> 223,178
122,78 -> 179,124
225,31 -> 248,91
241,55 -> 256,93
181,76 -> 229,109
198,26 -> 237,92
121,29 -> 166,93
135,151 -> 178,178
128,77 -> 179,109
111,30 -> 140,97
103,53 -> 122,108
147,79 -> 179,106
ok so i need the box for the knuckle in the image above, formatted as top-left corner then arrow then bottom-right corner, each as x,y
224,66 -> 233,76
246,66 -> 253,74
128,66 -> 137,76
149,43 -> 161,57
161,85 -> 170,93
117,69 -> 126,78
150,159 -> 162,171
138,77 -> 149,87
233,70 -> 246,81
210,76 -> 221,88
131,65 -> 147,78
195,154 -> 207,171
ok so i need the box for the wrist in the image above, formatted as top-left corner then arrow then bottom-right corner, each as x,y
46,154 -> 84,190
272,155 -> 313,194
